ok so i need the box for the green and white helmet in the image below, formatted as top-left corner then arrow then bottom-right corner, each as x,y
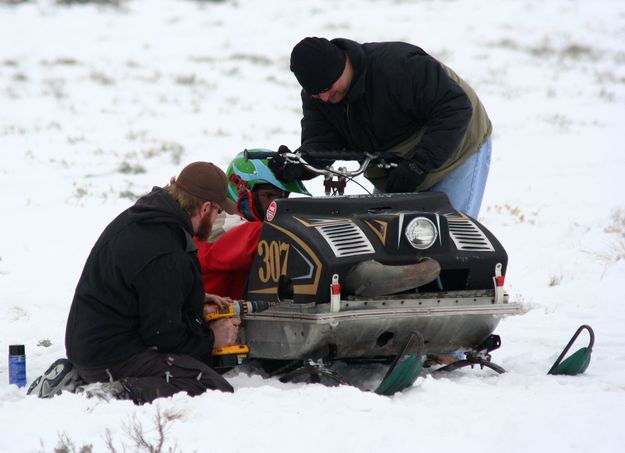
226,149 -> 310,203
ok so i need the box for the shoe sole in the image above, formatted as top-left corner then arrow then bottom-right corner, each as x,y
27,359 -> 76,398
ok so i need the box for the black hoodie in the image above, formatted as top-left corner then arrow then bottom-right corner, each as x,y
65,187 -> 213,368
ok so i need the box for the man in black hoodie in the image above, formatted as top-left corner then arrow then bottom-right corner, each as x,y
64,162 -> 240,404
280,37 -> 492,219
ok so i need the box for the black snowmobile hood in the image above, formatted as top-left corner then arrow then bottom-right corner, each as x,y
331,38 -> 367,104
128,186 -> 194,237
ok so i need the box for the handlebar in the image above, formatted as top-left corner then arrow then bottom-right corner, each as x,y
244,149 -> 368,161
302,149 -> 368,161
244,148 -> 396,178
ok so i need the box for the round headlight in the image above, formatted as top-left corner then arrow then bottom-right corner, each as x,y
405,217 -> 437,250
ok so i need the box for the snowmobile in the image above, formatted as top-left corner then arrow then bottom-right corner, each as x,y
233,149 -> 524,393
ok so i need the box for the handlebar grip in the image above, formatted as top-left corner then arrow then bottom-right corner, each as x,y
300,149 -> 366,161
244,149 -> 276,160
244,148 -> 371,162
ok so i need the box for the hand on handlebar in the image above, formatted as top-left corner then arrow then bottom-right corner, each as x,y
268,145 -> 312,182
386,159 -> 426,193
250,147 -> 395,181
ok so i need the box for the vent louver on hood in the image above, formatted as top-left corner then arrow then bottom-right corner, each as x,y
316,222 -> 375,257
445,214 -> 495,252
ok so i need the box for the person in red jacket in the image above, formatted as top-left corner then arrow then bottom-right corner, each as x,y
194,150 -> 310,299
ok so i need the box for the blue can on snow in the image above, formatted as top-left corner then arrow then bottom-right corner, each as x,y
8,344 -> 26,387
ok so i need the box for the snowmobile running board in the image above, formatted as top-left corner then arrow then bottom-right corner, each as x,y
243,289 -> 524,361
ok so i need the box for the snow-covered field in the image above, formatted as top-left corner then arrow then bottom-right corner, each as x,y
1,0 -> 624,451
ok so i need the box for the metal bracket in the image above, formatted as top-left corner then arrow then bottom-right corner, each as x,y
323,166 -> 347,196
330,274 -> 341,314
277,359 -> 351,386
493,262 -> 505,305
434,334 -> 506,374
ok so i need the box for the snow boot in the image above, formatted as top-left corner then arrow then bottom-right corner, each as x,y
76,379 -> 134,402
27,358 -> 80,398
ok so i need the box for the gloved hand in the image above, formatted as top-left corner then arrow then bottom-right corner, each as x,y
386,159 -> 426,193
268,145 -> 310,182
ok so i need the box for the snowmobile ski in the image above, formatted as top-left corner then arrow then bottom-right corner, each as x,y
548,325 -> 594,376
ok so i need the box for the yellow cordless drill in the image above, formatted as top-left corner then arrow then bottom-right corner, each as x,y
204,300 -> 276,369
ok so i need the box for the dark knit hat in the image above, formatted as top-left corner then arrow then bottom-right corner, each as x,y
175,162 -> 237,214
290,37 -> 346,95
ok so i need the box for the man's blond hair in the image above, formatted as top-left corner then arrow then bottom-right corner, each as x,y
164,177 -> 205,217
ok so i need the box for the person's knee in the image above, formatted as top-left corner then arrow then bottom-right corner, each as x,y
165,354 -> 234,393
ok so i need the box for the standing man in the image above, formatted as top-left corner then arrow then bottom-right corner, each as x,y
61,162 -> 240,404
281,37 -> 492,219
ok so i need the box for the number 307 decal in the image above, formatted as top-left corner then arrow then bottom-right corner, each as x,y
257,240 -> 290,283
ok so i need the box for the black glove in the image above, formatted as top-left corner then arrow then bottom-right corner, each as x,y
386,159 -> 426,193
268,145 -> 311,182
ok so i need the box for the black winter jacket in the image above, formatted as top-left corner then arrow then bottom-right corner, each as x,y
299,39 -> 491,191
65,188 -> 213,368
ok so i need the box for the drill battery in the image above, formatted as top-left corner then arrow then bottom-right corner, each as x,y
204,300 -> 276,370
212,344 -> 250,370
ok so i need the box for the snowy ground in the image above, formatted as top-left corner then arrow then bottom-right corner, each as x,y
1,0 -> 624,451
